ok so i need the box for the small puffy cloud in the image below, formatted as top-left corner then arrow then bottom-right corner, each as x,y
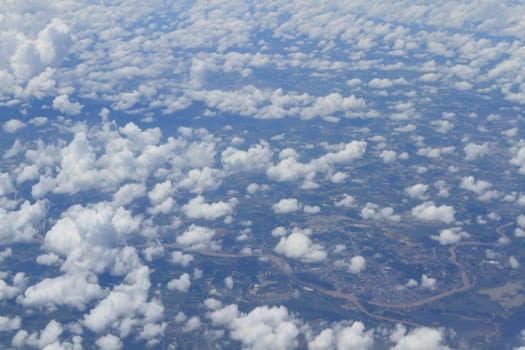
0,200 -> 47,244
300,93 -> 365,119
148,181 -> 173,206
304,205 -> 321,214
167,273 -> 191,292
224,276 -> 234,290
36,253 -> 62,266
411,202 -> 455,224
171,251 -> 194,267
274,231 -> 326,263
182,316 -> 201,332
178,167 -> 223,194
142,245 -> 164,262
509,256 -> 520,269
348,256 -> 366,274
271,226 -> 288,237
405,184 -> 429,200
0,272 -> 27,300
368,78 -> 393,89
335,322 -> 374,350
0,247 -> 12,263
380,150 -> 397,163
267,141 -> 366,183
176,224 -> 219,251
52,94 -> 83,115
515,215 -> 525,237
112,183 -> 147,207
464,142 -> 490,161
335,256 -> 366,274
416,146 -> 455,159
431,120 -> 454,134
273,198 -> 302,214
203,298 -> 223,310
182,196 -> 237,220
330,172 -> 348,183
360,203 -> 400,222
95,334 -> 123,350
460,176 -> 500,201
0,315 -> 21,331
431,227 -> 470,245
246,183 -> 269,194
221,142 -> 273,173
335,194 -> 355,208
510,142 -> 525,174
309,321 -> 374,350
228,305 -> 300,350
208,304 -> 239,326
13,320 -> 64,349
3,119 -> 26,133
421,274 -> 437,290
390,325 -> 449,350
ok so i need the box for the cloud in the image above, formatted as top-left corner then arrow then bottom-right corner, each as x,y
411,202 -> 455,224
83,265 -> 165,341
335,256 -> 366,274
335,194 -> 355,208
509,256 -> 520,269
431,227 -> 470,245
42,203 -> 141,274
390,325 -> 449,350
348,256 -> 366,274
464,142 -> 490,161
171,251 -> 194,267
3,119 -> 26,133
18,272 -> 106,310
299,93 -> 365,120
430,120 -> 454,134
176,224 -> 219,251
182,316 -> 201,333
52,94 -> 83,115
309,321 -> 374,350
95,334 -> 123,350
212,304 -> 300,350
267,141 -> 366,184
224,276 -> 234,290
0,272 -> 27,300
361,203 -> 400,222
274,230 -> 326,263
0,200 -> 47,244
178,167 -> 223,194
12,320 -> 64,349
510,142 -> 525,174
221,142 -> 273,173
416,146 -> 455,159
405,183 -> 429,200
460,176 -> 500,201
167,273 -> 191,292
420,274 -> 437,290
182,195 -> 237,220
273,198 -> 302,214
380,150 -> 398,163
0,315 -> 21,332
